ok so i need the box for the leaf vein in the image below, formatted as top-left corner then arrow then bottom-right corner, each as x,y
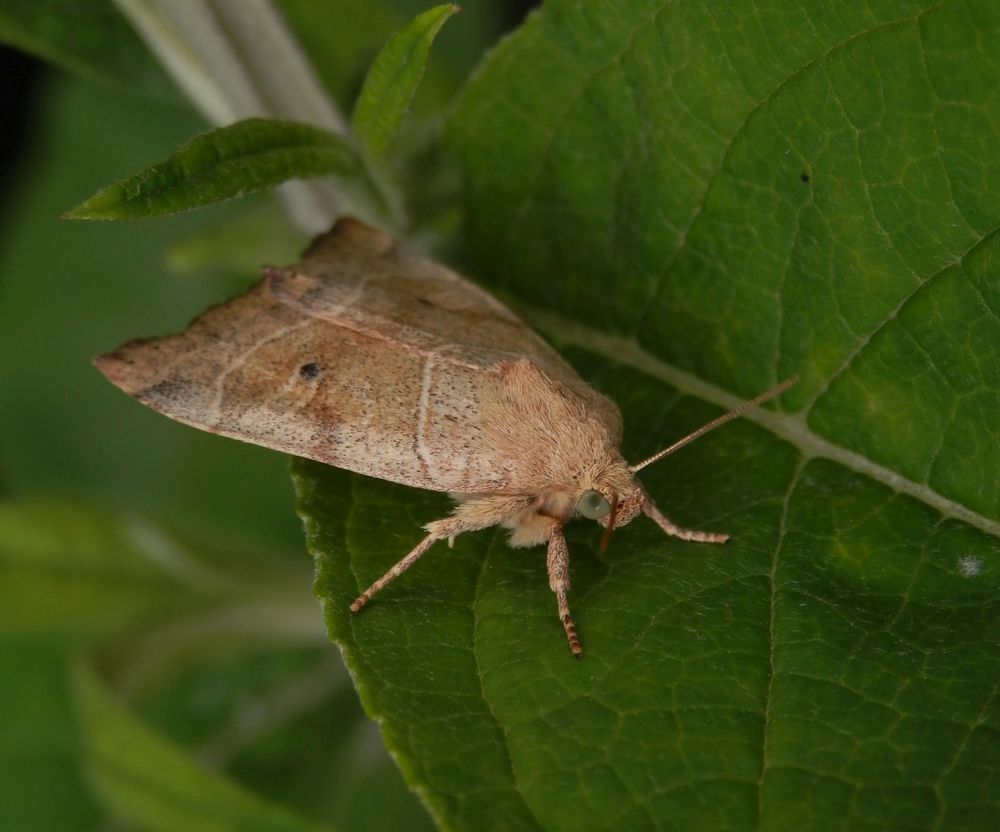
802,225 -> 1000,415
633,2 -> 958,340
527,303 -> 1000,537
755,459 -> 804,827
930,674 -> 1000,830
471,529 -> 546,831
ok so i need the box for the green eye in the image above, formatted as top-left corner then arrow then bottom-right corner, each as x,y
578,489 -> 611,519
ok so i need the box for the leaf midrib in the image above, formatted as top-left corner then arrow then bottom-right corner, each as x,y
471,529 -> 546,832
755,458 -> 807,827
522,303 -> 1000,539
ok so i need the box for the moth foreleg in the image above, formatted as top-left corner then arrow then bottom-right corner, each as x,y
351,496 -> 532,615
350,533 -> 439,614
546,525 -> 583,658
642,499 -> 729,544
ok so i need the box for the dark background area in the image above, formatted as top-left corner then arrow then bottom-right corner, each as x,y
0,47 -> 42,230
0,0 -> 539,230
0,0 -> 539,208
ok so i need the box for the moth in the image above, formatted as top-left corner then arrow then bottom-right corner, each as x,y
97,218 -> 792,656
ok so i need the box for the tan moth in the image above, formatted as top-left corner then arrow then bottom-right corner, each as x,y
97,218 -> 793,656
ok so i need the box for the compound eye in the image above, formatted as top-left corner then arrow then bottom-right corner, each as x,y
578,489 -> 611,519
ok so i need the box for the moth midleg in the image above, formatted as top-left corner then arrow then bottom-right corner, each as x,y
350,533 -> 440,614
546,525 -> 583,657
351,496 -> 533,615
641,499 -> 729,544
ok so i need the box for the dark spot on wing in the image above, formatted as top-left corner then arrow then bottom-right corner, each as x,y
299,362 -> 321,380
139,378 -> 188,404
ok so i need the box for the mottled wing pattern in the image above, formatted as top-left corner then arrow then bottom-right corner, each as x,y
97,283 -> 510,491
96,219 -> 623,494
268,219 -> 623,440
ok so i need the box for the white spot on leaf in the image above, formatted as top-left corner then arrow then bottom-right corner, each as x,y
958,555 -> 982,578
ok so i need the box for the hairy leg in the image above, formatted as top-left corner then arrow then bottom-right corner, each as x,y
350,495 -> 533,614
546,525 -> 582,657
350,533 -> 438,613
642,498 -> 729,544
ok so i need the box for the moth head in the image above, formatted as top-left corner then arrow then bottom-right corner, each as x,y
574,480 -> 643,520
574,470 -> 645,552
599,484 -> 645,528
594,484 -> 645,555
576,488 -> 612,520
584,377 -> 798,549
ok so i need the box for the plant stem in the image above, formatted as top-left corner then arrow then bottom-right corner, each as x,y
112,0 -> 349,233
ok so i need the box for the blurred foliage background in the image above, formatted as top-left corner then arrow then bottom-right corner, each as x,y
4,1 -> 999,830
0,2 -> 533,829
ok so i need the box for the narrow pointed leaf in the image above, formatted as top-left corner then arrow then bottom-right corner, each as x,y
351,3 -> 461,158
65,118 -> 363,220
75,660 -> 337,832
0,637 -> 102,830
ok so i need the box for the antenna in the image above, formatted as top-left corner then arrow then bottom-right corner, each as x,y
629,376 -> 798,473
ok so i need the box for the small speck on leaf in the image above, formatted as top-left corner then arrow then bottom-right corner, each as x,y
800,172 -> 810,183
958,555 -> 982,578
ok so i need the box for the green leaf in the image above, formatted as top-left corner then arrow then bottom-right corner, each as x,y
0,498 -> 326,701
0,501 -> 222,640
64,118 -> 364,220
75,659 -> 336,832
0,0 -> 174,98
280,0 -> 500,117
351,3 -> 461,158
0,636 -> 103,830
165,198 -> 308,277
158,649 -> 436,831
447,0 -> 1000,522
296,0 -> 1000,829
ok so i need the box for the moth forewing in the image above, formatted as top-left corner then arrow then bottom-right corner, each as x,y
97,217 -> 791,657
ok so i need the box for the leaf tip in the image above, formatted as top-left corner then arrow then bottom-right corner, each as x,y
63,191 -> 118,221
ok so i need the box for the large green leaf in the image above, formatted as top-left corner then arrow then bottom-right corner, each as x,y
296,0 -> 1000,829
